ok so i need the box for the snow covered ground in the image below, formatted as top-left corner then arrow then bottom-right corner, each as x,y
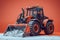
0,33 -> 60,40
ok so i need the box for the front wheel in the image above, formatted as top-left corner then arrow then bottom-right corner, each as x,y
44,22 -> 54,35
29,21 -> 41,36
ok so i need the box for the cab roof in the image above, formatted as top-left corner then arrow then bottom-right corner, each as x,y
26,6 -> 43,11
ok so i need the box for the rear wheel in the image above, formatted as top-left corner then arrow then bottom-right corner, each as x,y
44,22 -> 54,35
29,21 -> 41,36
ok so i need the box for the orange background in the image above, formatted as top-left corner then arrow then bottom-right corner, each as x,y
0,0 -> 60,34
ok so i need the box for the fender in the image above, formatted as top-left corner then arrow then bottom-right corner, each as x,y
43,19 -> 53,27
43,19 -> 48,27
31,19 -> 40,23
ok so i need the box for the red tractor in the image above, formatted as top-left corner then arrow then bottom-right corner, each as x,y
4,6 -> 54,37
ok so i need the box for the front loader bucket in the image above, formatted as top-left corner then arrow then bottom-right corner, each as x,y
4,24 -> 30,37
4,26 -> 25,37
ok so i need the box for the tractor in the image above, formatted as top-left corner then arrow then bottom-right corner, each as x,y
4,6 -> 54,37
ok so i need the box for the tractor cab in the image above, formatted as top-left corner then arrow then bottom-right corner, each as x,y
26,6 -> 44,19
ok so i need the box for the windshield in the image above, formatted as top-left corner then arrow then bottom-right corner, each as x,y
27,10 -> 37,17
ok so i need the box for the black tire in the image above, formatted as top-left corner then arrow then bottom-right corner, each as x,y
44,22 -> 54,35
29,21 -> 41,36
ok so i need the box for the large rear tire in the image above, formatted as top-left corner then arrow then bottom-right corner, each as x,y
44,22 -> 54,35
29,21 -> 41,36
